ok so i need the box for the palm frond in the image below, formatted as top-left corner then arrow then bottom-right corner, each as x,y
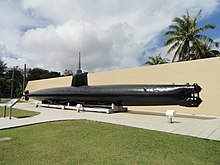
195,35 -> 215,44
172,50 -> 179,62
214,42 -> 219,47
210,50 -> 220,56
195,9 -> 202,20
167,42 -> 179,54
163,31 -> 177,36
163,36 -> 181,46
195,24 -> 216,33
168,25 -> 180,31
190,10 -> 202,28
176,43 -> 184,59
191,17 -> 197,28
173,17 -> 186,28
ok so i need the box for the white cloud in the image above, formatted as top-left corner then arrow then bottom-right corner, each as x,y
1,0 -> 219,72
0,42 -> 7,58
20,0 -> 219,41
19,21 -> 143,72
0,0 -> 50,68
0,1 -> 27,51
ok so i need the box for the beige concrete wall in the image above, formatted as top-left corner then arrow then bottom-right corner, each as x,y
88,57 -> 220,116
26,76 -> 73,92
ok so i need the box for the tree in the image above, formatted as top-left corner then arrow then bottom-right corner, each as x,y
163,10 -> 218,62
0,77 -> 10,98
27,68 -> 61,81
144,53 -> 170,65
62,69 -> 73,76
190,41 -> 220,59
0,61 -> 62,98
4,67 -> 24,98
0,59 -> 8,98
0,58 -> 7,75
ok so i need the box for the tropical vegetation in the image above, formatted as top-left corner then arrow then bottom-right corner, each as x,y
163,10 -> 219,62
145,53 -> 170,65
190,40 -> 220,60
0,59 -> 61,98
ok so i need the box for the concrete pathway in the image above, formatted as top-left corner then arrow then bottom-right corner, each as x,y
1,103 -> 220,141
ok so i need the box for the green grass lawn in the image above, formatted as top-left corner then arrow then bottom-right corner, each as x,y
0,106 -> 40,118
0,120 -> 219,165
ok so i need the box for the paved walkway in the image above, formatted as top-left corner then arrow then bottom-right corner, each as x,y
1,103 -> 220,141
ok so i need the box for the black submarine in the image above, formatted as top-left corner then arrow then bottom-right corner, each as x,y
25,55 -> 202,107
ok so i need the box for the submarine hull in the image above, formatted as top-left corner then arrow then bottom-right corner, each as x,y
26,84 -> 202,107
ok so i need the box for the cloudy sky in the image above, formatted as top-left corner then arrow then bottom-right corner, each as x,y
0,0 -> 220,73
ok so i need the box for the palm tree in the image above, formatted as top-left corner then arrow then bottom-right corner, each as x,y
163,10 -> 217,62
145,53 -> 170,65
190,41 -> 220,59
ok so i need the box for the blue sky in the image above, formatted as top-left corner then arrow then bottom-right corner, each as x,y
199,11 -> 220,38
0,0 -> 219,72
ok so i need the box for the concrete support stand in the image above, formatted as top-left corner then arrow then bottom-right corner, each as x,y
36,103 -> 127,114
